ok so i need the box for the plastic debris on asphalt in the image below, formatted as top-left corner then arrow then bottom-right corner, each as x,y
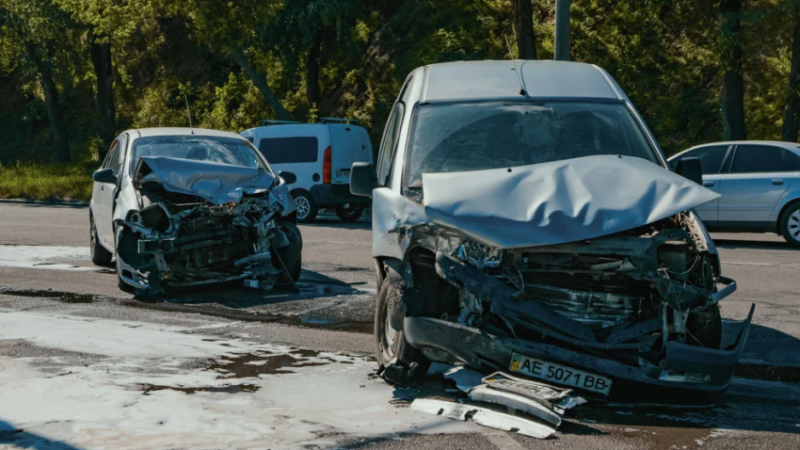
412,366 -> 586,439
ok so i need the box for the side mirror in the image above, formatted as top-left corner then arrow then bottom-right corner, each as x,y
675,157 -> 703,186
92,168 -> 117,184
350,162 -> 376,197
279,171 -> 297,185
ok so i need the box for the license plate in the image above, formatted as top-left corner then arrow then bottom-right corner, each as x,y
509,353 -> 613,396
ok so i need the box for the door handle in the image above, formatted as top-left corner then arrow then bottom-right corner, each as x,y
101,186 -> 104,191
702,181 -> 715,187
772,179 -> 785,185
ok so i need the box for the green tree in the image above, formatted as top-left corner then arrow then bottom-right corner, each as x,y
720,0 -> 747,140
513,0 -> 537,59
783,0 -> 800,142
186,0 -> 290,120
0,0 -> 77,162
271,0 -> 363,114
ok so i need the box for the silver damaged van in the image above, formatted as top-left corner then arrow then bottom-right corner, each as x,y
350,60 -> 754,407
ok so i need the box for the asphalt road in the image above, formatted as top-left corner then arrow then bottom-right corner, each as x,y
1,201 -> 799,449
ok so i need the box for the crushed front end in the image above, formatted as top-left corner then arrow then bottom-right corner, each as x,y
374,156 -> 754,407
116,157 -> 301,295
401,213 -> 751,406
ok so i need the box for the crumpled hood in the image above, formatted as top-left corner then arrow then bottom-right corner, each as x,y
133,156 -> 277,205
422,155 -> 720,249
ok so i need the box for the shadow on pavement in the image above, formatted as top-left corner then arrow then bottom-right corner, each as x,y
736,323 -> 800,380
713,239 -> 796,251
13,201 -> 88,210
121,268 -> 376,333
0,420 -> 83,450
301,219 -> 372,231
150,268 -> 368,307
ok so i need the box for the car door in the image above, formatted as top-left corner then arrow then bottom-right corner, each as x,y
718,144 -> 794,228
93,141 -> 119,248
670,145 -> 730,225
331,127 -> 356,184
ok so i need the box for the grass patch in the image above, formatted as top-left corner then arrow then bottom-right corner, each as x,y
0,162 -> 96,202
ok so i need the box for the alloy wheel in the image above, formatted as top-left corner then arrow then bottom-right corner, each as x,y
789,210 -> 800,241
380,300 -> 398,361
295,196 -> 311,220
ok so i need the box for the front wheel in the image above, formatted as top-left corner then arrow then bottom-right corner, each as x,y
274,222 -> 303,282
292,190 -> 318,223
90,214 -> 113,266
374,267 -> 430,383
780,203 -> 800,248
335,204 -> 364,223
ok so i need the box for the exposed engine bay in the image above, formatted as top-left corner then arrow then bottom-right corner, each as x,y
115,157 -> 301,295
452,212 -> 724,338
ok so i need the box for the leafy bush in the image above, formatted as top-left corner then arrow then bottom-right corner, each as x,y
0,162 -> 95,201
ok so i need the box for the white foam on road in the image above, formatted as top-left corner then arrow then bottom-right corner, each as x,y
0,245 -> 97,272
0,310 -> 471,449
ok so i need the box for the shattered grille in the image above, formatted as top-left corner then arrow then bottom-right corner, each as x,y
523,284 -> 641,328
521,272 -> 648,328
522,271 -> 648,296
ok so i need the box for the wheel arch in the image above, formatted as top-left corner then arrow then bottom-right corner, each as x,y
776,197 -> 800,234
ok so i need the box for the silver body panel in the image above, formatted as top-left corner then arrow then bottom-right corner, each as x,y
669,141 -> 800,231
421,155 -> 719,249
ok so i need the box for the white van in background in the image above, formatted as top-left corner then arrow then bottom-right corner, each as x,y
241,118 -> 373,223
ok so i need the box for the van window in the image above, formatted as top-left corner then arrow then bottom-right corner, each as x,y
258,137 -> 319,164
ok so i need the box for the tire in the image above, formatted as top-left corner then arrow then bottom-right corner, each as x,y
274,222 -> 303,282
292,190 -> 318,223
686,305 -> 722,350
780,202 -> 800,248
90,213 -> 113,266
335,204 -> 364,223
374,267 -> 431,374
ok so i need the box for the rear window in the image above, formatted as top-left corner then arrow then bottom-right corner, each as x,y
731,145 -> 793,174
258,137 -> 319,164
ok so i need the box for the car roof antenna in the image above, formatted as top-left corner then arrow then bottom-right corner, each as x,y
504,34 -> 527,96
184,94 -> 194,134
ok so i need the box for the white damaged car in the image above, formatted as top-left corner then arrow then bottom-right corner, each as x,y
90,128 -> 302,295
350,61 -> 753,407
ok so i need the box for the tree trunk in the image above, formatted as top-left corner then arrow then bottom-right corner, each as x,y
306,31 -> 322,110
554,0 -> 572,61
229,46 -> 292,121
91,37 -> 116,161
782,5 -> 800,143
720,0 -> 747,140
513,0 -> 537,60
39,72 -> 71,162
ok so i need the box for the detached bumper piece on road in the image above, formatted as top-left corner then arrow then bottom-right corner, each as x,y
411,367 -> 586,439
